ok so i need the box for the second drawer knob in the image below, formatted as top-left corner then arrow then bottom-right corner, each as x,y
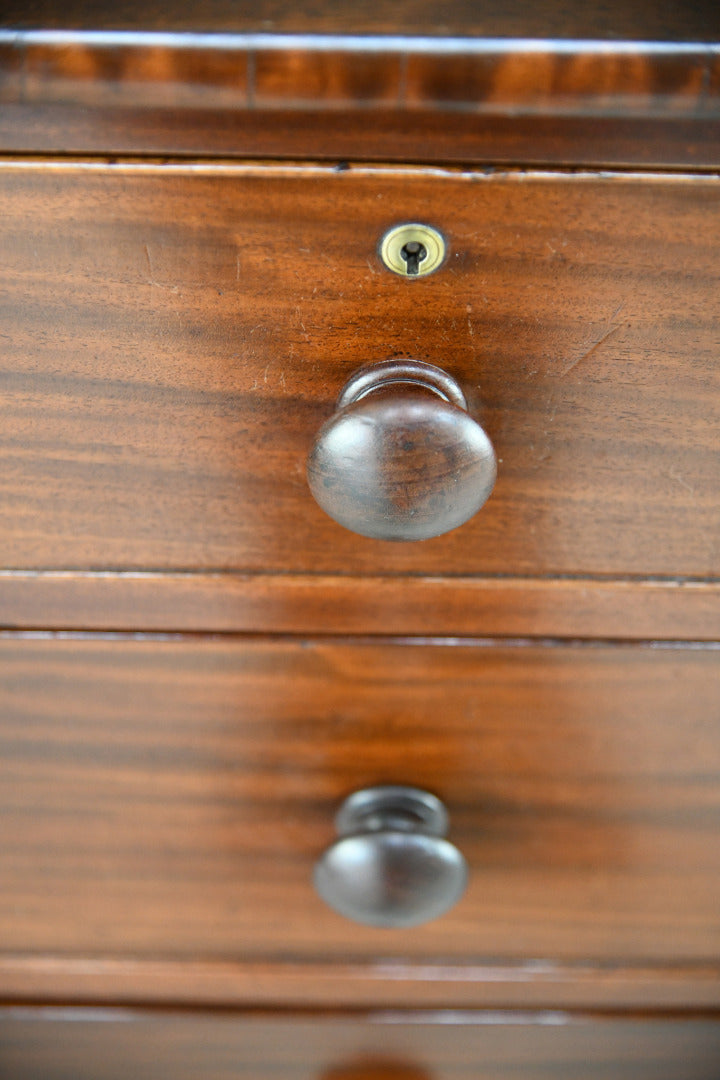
314,786 -> 468,928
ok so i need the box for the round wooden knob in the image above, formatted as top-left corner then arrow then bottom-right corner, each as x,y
314,786 -> 468,928
307,360 -> 496,541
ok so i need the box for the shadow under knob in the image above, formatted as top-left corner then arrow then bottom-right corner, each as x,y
314,786 -> 468,928
307,360 -> 496,541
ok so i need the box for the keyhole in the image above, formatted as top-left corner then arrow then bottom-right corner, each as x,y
379,223 -> 445,277
400,241 -> 427,276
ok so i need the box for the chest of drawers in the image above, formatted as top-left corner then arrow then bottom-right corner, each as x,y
1,2 -> 719,1077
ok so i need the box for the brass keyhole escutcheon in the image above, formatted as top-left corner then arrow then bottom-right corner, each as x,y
379,223 -> 446,277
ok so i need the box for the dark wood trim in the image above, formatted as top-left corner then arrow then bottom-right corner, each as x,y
1,33 -> 719,165
2,955 -> 719,1010
1,572 -> 719,638
3,1003 -> 720,1080
3,0 -> 720,40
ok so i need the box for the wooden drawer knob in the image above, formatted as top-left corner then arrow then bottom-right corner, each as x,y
307,360 -> 496,541
314,786 -> 468,928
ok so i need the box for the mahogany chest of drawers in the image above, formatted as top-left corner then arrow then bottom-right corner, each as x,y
1,2 -> 719,1076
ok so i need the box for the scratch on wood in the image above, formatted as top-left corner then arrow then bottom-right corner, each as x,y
669,466 -> 697,496
466,303 -> 474,339
561,324 -> 622,377
143,242 -> 178,291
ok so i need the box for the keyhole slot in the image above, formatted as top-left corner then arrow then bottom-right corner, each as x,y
400,241 -> 428,276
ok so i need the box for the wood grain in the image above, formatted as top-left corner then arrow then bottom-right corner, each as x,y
1,34 -> 719,164
1,162 -> 718,578
2,1008 -> 720,1080
1,635 -> 718,975
2,105 -> 719,167
1,0 -> 718,1046
2,572 -> 719,639
9,36 -> 717,117
3,0 -> 720,40
2,955 -> 720,1010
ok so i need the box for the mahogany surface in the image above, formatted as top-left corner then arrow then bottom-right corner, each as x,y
2,1009 -> 720,1080
4,0 -> 720,39
1,572 -> 720,639
3,954 -> 720,1011
1,0 -> 719,1048
0,635 -> 718,992
1,34 -> 719,165
1,163 -> 718,578
2,105 -> 718,167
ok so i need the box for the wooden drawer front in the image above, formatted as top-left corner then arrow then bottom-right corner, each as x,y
1,636 -> 718,979
2,1009 -> 720,1080
1,163 -> 718,577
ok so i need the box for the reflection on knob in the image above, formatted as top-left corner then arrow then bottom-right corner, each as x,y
307,360 -> 496,541
314,786 -> 467,928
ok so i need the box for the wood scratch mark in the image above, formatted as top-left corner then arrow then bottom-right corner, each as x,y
701,53 -> 713,97
669,466 -> 696,496
561,324 -> 622,377
143,242 -> 178,290
236,253 -> 241,282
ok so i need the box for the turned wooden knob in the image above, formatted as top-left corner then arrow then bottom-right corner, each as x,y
314,786 -> 468,928
307,360 -> 496,541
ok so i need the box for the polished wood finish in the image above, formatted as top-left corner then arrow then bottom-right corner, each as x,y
7,36 -> 718,115
1,163 -> 718,577
3,0 -> 720,39
1,572 -> 720,639
2,1008 -> 720,1080
0,635 -> 718,981
3,106 -> 719,168
1,33 -> 719,165
1,0 -> 719,1045
3,955 -> 720,1011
